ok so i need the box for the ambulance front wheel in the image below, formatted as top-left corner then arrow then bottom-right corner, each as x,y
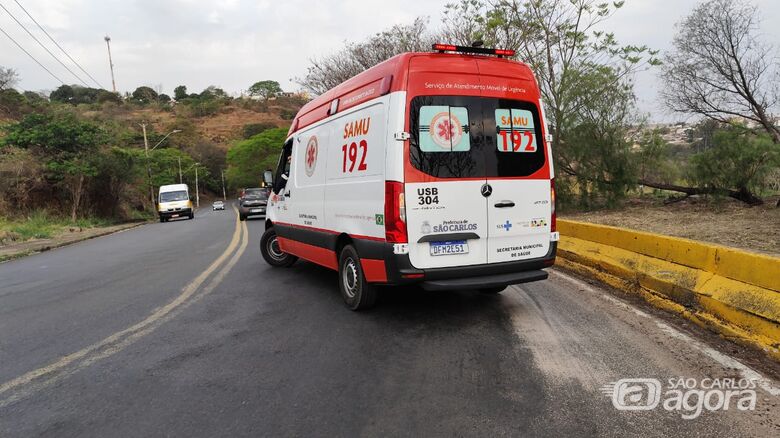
338,245 -> 377,311
260,228 -> 297,267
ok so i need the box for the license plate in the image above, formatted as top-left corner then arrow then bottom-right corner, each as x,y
430,240 -> 469,256
171,214 -> 179,218
251,208 -> 264,213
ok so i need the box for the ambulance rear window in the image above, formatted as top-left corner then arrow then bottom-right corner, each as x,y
495,109 -> 537,153
418,106 -> 471,152
410,96 -> 546,178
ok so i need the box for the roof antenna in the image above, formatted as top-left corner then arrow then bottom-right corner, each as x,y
471,40 -> 484,48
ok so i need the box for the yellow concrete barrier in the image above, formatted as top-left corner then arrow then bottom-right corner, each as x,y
556,219 -> 780,360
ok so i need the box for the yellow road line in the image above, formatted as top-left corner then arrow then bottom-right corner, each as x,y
0,206 -> 247,407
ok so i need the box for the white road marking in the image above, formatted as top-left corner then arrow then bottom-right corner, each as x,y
0,207 -> 249,408
550,269 -> 780,396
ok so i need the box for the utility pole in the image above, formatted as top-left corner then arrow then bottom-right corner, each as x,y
194,164 -> 200,208
221,169 -> 226,201
140,123 -> 155,207
178,157 -> 182,183
104,36 -> 116,93
140,126 -> 180,210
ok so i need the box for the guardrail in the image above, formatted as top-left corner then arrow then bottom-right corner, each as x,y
556,219 -> 780,360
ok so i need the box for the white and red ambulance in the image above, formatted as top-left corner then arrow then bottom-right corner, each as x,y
260,44 -> 558,310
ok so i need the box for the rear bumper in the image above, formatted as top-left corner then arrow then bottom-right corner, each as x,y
356,239 -> 557,287
420,270 -> 548,291
239,205 -> 267,216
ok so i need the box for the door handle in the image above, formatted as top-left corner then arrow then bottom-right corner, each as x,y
494,201 -> 515,208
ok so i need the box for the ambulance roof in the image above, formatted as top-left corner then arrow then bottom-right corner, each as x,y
289,52 -> 537,136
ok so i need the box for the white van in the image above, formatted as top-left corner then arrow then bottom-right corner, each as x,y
158,183 -> 194,222
260,44 -> 558,310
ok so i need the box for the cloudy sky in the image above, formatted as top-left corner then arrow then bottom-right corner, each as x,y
2,0 -> 779,119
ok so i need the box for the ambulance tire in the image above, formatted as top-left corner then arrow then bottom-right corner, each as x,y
260,228 -> 297,267
479,286 -> 506,294
338,245 -> 377,311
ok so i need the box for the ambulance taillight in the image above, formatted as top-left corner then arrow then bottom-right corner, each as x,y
551,179 -> 557,233
432,43 -> 516,58
385,181 -> 407,243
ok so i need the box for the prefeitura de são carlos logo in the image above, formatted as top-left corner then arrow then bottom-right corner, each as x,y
430,111 -> 463,149
601,377 -> 759,419
305,136 -> 318,177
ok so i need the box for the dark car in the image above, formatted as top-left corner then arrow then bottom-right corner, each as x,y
238,188 -> 268,221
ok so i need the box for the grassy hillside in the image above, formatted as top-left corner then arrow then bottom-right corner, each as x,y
0,88 -> 307,224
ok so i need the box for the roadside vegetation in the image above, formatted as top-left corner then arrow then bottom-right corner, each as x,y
0,210 -> 114,244
1,0 -> 778,249
0,70 -> 304,244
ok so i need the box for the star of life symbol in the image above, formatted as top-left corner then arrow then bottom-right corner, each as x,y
305,136 -> 318,177
430,112 -> 463,149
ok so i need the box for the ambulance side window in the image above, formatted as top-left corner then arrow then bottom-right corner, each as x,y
273,139 -> 293,193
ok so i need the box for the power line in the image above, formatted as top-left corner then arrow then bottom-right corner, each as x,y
0,1 -> 89,87
0,24 -> 64,84
11,0 -> 105,89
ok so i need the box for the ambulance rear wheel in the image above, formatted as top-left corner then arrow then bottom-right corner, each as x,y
260,228 -> 297,267
338,245 -> 377,311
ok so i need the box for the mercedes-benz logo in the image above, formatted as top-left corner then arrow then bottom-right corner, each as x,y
481,183 -> 492,197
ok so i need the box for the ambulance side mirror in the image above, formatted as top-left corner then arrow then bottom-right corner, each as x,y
263,170 -> 273,186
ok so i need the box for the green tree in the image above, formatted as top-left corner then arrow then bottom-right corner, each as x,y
22,91 -> 46,103
687,127 -> 779,204
0,88 -> 26,116
1,112 -> 106,220
199,85 -> 229,100
144,147 -> 200,188
248,80 -> 283,100
558,66 -> 641,207
97,90 -> 122,104
661,0 -> 780,206
90,147 -> 142,217
173,85 -> 188,101
50,84 -> 75,103
132,86 -> 158,104
226,127 -> 287,189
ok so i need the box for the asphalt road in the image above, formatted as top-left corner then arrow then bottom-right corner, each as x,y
1,204 -> 779,437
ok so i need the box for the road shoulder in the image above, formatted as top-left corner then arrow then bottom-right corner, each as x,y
0,221 -> 149,262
